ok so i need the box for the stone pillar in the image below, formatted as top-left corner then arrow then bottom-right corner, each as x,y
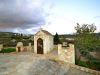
58,44 -> 62,55
28,43 -> 32,52
70,44 -> 75,64
34,36 -> 37,54
29,43 -> 31,47
58,44 -> 65,62
0,44 -> 3,51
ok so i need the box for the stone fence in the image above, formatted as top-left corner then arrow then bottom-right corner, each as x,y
58,44 -> 75,64
58,44 -> 100,75
70,63 -> 100,75
16,42 -> 32,52
0,44 -> 3,51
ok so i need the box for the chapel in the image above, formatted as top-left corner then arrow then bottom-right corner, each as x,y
34,28 -> 54,54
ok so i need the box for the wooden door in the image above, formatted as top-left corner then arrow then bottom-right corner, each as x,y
37,38 -> 43,54
18,47 -> 21,52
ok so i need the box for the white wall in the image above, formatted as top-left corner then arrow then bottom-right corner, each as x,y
34,30 -> 53,54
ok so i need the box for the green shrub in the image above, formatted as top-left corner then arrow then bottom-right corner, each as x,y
0,48 -> 16,53
76,58 -> 100,71
78,61 -> 89,67
80,50 -> 89,56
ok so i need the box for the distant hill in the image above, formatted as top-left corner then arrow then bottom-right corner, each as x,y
0,32 -> 14,38
0,32 -> 100,46
59,34 -> 75,38
0,32 -> 33,47
59,33 -> 100,39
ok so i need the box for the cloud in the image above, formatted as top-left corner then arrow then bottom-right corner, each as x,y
94,16 -> 100,19
0,0 -> 53,33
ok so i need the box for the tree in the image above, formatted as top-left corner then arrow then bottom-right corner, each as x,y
75,23 -> 96,34
54,32 -> 60,45
75,23 -> 97,50
75,23 -> 100,70
75,23 -> 94,60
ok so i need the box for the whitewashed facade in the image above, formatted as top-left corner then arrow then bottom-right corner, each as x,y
34,29 -> 53,54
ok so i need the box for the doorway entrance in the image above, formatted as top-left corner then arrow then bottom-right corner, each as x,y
18,47 -> 21,52
37,38 -> 43,54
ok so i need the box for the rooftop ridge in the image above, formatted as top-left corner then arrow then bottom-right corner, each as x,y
35,29 -> 52,36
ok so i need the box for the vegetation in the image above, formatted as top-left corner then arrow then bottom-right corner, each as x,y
54,32 -> 61,45
0,32 -> 33,47
59,34 -> 75,38
0,48 -> 16,53
76,58 -> 100,70
75,23 -> 100,71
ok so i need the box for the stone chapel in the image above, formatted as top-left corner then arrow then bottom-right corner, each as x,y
34,28 -> 54,54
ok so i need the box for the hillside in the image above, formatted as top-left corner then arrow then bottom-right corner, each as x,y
0,32 -> 32,46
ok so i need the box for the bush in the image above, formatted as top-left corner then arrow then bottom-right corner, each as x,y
76,57 -> 100,71
80,50 -> 89,56
0,48 -> 16,53
78,60 -> 89,67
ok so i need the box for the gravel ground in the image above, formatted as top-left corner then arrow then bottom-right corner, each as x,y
0,52 -> 95,75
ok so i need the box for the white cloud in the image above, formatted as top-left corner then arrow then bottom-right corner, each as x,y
42,15 -> 76,34
42,13 -> 100,34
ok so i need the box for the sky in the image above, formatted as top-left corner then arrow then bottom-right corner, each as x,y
0,0 -> 100,34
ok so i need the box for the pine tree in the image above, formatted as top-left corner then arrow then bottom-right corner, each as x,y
54,32 -> 60,45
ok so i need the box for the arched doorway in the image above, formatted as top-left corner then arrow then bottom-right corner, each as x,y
37,38 -> 43,54
18,47 -> 21,52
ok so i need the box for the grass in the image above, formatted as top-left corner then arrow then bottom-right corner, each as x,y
0,48 -> 16,53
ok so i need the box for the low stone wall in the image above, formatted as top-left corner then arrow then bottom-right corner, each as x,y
58,44 -> 75,64
23,43 -> 33,52
0,44 -> 3,51
53,45 -> 58,50
70,64 -> 100,75
16,42 -> 32,52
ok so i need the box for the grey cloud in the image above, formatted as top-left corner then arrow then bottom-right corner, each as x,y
0,0 -> 52,32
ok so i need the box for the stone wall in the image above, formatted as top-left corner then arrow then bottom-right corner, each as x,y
27,43 -> 32,52
70,63 -> 100,75
58,44 -> 75,64
16,42 -> 32,52
16,42 -> 23,52
58,44 -> 100,74
0,44 -> 3,51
